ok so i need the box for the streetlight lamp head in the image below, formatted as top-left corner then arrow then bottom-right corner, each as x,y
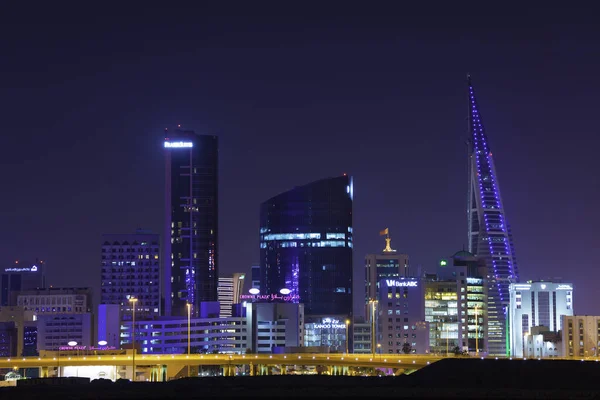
345,319 -> 350,325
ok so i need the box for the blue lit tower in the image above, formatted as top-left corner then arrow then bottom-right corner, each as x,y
259,176 -> 354,318
163,128 -> 218,317
467,77 -> 519,356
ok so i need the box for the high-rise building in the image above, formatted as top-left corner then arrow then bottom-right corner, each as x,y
259,175 -> 353,318
163,129 -> 219,317
100,231 -> 160,319
376,278 -> 428,354
217,273 -> 246,318
467,77 -> 519,356
1,260 -> 46,306
509,281 -> 573,357
365,231 -> 410,311
424,251 -> 488,355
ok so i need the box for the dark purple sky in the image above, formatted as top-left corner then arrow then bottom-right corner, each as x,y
1,4 -> 598,315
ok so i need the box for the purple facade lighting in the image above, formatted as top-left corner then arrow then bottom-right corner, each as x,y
467,76 -> 519,356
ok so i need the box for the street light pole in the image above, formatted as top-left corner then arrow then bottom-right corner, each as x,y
129,297 -> 138,381
475,305 -> 479,356
446,325 -> 449,356
187,303 -> 191,378
370,300 -> 378,356
345,319 -> 350,354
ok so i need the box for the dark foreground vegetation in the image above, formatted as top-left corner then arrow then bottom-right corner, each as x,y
3,358 -> 600,399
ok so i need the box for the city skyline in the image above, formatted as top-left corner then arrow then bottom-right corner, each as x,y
1,4 -> 598,317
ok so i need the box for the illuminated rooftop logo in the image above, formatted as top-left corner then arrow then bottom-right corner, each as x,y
385,279 -> 417,287
164,141 -> 193,148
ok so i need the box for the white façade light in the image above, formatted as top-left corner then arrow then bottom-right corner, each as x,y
249,288 -> 260,295
279,288 -> 291,295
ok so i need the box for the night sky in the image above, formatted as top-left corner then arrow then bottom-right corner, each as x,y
1,4 -> 598,316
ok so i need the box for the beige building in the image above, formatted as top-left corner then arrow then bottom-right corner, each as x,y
562,315 -> 600,358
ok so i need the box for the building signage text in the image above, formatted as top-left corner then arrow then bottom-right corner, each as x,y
58,345 -> 117,351
313,318 -> 346,329
385,279 -> 417,287
164,141 -> 193,148
240,293 -> 299,302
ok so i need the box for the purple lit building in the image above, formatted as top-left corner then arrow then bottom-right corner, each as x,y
467,77 -> 520,356
259,176 -> 353,319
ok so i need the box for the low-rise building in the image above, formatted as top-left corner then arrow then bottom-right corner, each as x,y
524,326 -> 561,358
562,315 -> 600,358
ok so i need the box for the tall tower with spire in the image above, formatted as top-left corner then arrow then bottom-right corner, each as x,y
467,77 -> 519,356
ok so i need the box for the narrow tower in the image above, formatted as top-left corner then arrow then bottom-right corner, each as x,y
467,76 -> 519,356
164,128 -> 219,317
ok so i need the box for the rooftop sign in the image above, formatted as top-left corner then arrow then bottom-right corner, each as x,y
4,265 -> 38,273
164,141 -> 193,148
385,279 -> 417,287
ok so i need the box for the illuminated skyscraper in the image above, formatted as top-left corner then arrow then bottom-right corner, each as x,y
259,175 -> 353,318
467,77 -> 519,356
164,129 -> 218,317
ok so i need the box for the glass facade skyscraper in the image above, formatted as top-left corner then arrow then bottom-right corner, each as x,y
259,175 -> 353,318
467,77 -> 519,356
164,129 -> 218,317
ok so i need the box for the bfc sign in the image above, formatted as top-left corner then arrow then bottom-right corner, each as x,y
385,279 -> 418,288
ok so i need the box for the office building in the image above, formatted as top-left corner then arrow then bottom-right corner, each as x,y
13,287 -> 94,352
97,304 -> 121,348
1,260 -> 46,306
467,77 -> 520,356
251,265 -> 261,290
217,273 -> 245,318
304,316 -> 348,353
259,175 -> 353,319
376,278 -> 428,354
0,306 -> 35,356
424,251 -> 487,354
365,231 -> 410,312
117,302 -> 304,354
509,281 -> 573,357
37,313 -> 93,351
101,230 -> 160,319
352,318 -> 372,354
164,129 -> 219,317
16,287 -> 93,315
252,303 -> 304,353
562,315 -> 600,358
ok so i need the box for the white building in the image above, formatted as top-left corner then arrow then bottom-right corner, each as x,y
524,326 -> 561,358
509,281 -> 573,357
217,273 -> 245,318
253,303 -> 304,353
117,302 -> 304,354
562,315 -> 600,358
